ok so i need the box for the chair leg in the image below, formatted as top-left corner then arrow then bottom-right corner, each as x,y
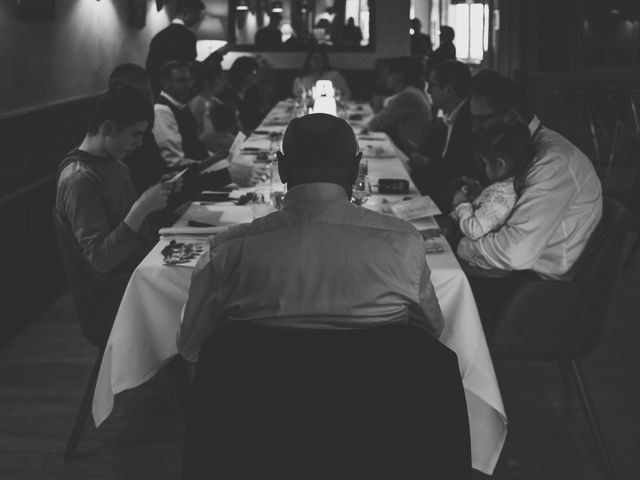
64,348 -> 105,460
556,361 -> 574,398
567,359 -> 617,480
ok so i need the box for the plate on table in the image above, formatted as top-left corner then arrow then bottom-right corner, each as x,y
161,239 -> 208,266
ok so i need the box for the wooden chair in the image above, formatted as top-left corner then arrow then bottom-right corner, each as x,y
489,196 -> 629,480
182,323 -> 471,480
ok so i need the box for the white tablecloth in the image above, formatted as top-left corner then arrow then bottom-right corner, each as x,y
92,100 -> 507,475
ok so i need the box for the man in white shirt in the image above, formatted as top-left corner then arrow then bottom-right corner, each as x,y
153,60 -> 265,189
179,114 -> 444,361
458,74 -> 602,330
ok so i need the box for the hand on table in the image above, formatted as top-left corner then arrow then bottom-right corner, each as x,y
228,162 -> 269,187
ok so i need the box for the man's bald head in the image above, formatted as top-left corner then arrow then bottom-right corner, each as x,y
278,114 -> 361,193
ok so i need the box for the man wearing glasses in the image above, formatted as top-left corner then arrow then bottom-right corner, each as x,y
459,74 -> 602,330
410,60 -> 483,211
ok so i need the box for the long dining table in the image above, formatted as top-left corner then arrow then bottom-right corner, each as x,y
92,99 -> 507,475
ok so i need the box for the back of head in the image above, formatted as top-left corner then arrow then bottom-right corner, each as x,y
229,56 -> 259,88
210,102 -> 238,132
176,0 -> 205,16
193,61 -> 223,89
432,60 -> 471,99
440,26 -> 455,42
87,88 -> 153,135
159,59 -> 191,84
282,113 -> 357,184
471,75 -> 531,120
386,56 -> 424,89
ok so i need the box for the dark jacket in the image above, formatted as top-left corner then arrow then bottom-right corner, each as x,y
413,100 -> 485,212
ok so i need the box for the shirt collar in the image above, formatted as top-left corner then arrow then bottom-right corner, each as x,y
284,183 -> 349,206
171,18 -> 186,26
443,98 -> 466,128
160,91 -> 187,109
528,115 -> 542,136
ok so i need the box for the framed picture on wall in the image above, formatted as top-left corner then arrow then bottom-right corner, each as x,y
15,0 -> 55,21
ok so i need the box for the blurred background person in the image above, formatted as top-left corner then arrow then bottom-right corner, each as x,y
188,61 -> 227,139
367,57 -> 432,156
219,56 -> 266,134
410,18 -> 433,56
428,26 -> 456,75
292,49 -> 352,100
200,102 -> 239,154
255,11 -> 283,49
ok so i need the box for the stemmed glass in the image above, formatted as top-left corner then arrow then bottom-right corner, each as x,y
351,159 -> 371,205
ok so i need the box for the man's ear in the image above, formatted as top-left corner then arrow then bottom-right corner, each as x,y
349,151 -> 363,180
504,109 -> 523,125
101,120 -> 119,137
276,151 -> 288,183
496,157 -> 509,176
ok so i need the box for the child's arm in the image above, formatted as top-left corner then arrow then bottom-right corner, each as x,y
453,182 -> 517,240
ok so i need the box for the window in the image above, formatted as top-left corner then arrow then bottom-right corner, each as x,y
411,0 -> 489,63
445,0 -> 489,63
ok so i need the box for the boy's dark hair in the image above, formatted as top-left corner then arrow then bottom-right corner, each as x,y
474,121 -> 535,195
432,60 -> 471,99
301,48 -> 330,74
209,102 -> 238,132
470,75 -> 531,120
87,89 -> 153,135
108,63 -> 149,96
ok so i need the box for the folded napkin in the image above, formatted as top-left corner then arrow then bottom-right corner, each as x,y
159,225 -> 228,236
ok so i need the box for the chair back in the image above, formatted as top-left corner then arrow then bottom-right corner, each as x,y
182,323 -> 470,480
564,196 -> 630,356
491,196 -> 629,360
52,208 -> 127,347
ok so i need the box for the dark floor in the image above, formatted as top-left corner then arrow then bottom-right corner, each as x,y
0,237 -> 639,480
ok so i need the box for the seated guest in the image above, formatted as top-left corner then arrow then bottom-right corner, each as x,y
153,60 -> 265,188
200,102 -> 238,154
254,12 -> 283,49
450,122 -> 534,241
178,113 -> 444,361
367,57 -> 432,156
188,61 -> 227,139
458,74 -> 603,330
292,49 -> 352,100
410,60 -> 482,211
218,56 -> 267,134
55,89 -> 171,345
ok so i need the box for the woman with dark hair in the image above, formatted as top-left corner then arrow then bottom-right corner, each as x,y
367,57 -> 432,155
292,49 -> 352,100
219,56 -> 264,133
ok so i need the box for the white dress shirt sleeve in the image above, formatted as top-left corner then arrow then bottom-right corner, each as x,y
457,152 -> 578,271
153,105 -> 200,169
